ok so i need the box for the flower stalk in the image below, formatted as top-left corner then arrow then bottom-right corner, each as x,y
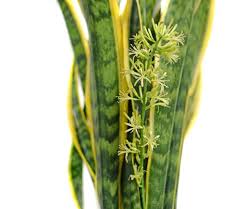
118,4 -> 184,207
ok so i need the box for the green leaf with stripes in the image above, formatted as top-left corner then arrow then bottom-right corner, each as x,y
58,0 -> 96,179
58,0 -> 87,90
183,69 -> 202,136
69,145 -> 83,209
121,157 -> 142,209
164,1 -> 214,208
71,64 -> 96,175
79,1 -> 120,209
130,0 -> 161,37
145,0 -> 199,208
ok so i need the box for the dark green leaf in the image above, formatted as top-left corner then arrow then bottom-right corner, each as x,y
58,0 -> 96,177
146,0 -> 197,208
71,65 -> 96,174
58,0 -> 87,91
121,157 -> 142,209
69,145 -> 83,209
164,1 -> 213,208
183,70 -> 201,135
80,1 -> 120,208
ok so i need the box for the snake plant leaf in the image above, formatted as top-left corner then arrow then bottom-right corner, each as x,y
145,0 -> 198,208
121,157 -> 142,209
164,1 -> 214,208
79,1 -> 120,208
145,0 -> 161,25
167,69 -> 202,209
130,0 -> 161,37
119,1 -> 137,208
130,0 -> 139,36
69,145 -> 83,209
58,0 -> 87,91
139,0 -> 159,25
71,64 -> 96,175
58,0 -> 97,179
183,69 -> 202,136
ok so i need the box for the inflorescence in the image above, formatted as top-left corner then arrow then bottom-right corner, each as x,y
118,19 -> 184,187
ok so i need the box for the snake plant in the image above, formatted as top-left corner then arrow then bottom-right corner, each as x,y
58,0 -> 214,209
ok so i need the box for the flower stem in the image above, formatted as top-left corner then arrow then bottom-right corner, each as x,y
140,82 -> 148,208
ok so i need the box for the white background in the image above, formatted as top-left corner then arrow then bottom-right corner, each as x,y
0,1 -> 240,209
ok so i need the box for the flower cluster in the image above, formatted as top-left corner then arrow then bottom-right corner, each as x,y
118,19 -> 184,186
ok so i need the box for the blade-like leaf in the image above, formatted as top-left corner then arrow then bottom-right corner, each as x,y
59,0 -> 97,179
164,1 -> 215,208
69,145 -> 83,209
118,1 -> 133,209
183,69 -> 202,136
58,0 -> 88,91
169,69 -> 202,209
80,1 -> 120,208
121,157 -> 142,209
145,0 -> 198,208
141,0 -> 159,25
130,0 -> 161,37
71,63 -> 96,175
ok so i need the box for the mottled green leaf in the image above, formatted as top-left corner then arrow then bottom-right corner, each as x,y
79,1 -> 120,209
71,64 -> 96,175
183,69 -> 201,136
58,0 -> 96,178
69,145 -> 83,209
167,70 -> 202,209
121,157 -> 142,209
164,2 -> 213,208
130,0 -> 161,37
58,0 -> 87,91
146,0 -> 197,208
